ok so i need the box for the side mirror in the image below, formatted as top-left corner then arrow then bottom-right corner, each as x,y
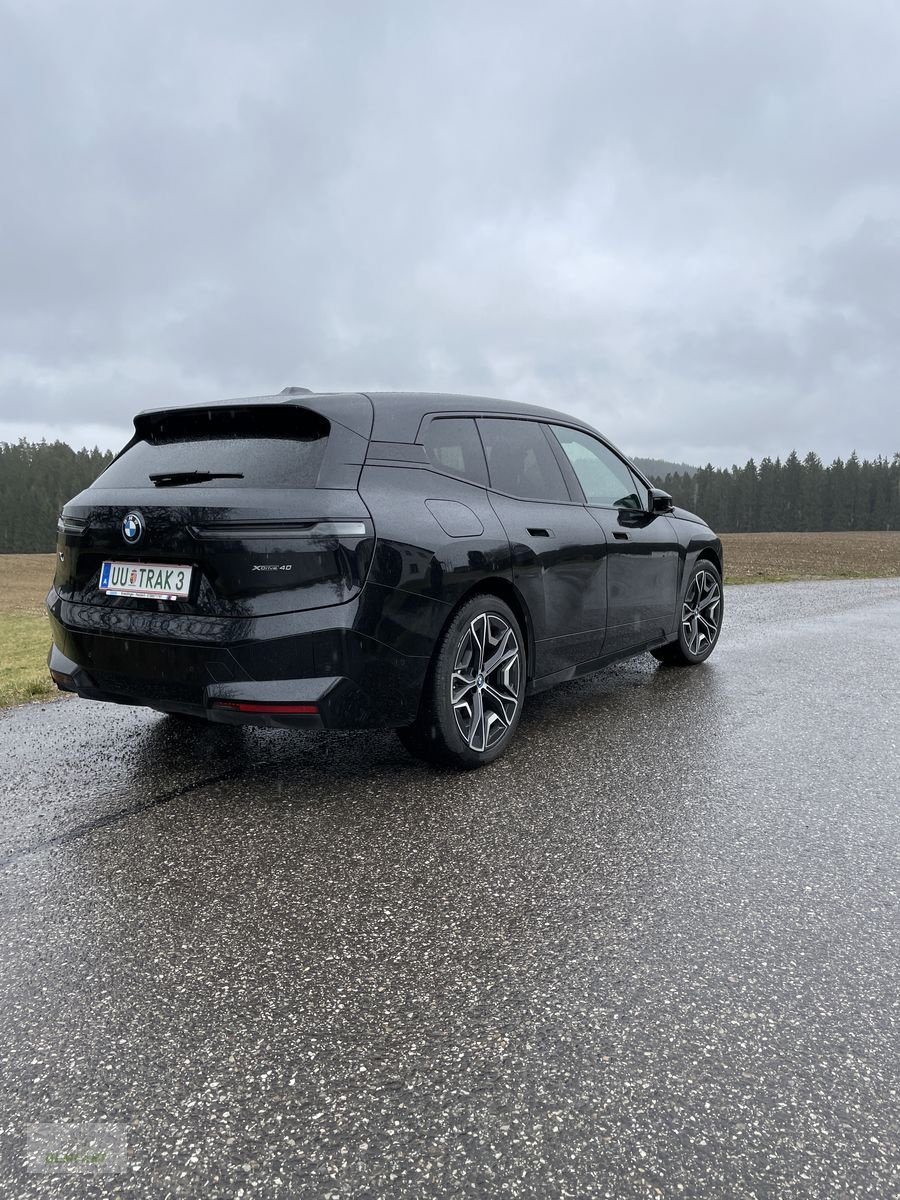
648,487 -> 674,514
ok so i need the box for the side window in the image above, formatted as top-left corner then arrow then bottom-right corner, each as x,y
423,417 -> 488,486
549,425 -> 645,510
478,418 -> 570,502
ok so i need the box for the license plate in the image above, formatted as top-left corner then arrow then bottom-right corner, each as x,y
99,561 -> 193,599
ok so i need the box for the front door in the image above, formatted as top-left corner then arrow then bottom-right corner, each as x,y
546,424 -> 679,656
478,417 -> 609,679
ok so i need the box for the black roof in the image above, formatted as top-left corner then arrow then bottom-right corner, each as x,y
136,389 -> 613,452
359,391 -> 587,442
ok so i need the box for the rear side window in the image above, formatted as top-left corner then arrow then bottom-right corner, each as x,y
423,417 -> 488,486
94,406 -> 329,489
479,418 -> 570,502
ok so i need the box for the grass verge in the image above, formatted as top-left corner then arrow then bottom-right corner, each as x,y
0,553 -> 57,707
0,613 -> 55,706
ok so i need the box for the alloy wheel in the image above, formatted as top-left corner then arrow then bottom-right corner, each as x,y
682,568 -> 722,656
451,613 -> 522,752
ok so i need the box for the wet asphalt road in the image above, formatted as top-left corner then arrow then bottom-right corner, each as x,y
0,579 -> 899,1199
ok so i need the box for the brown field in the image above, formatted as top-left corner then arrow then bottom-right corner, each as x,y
0,552 -> 57,616
720,531 -> 900,584
0,536 -> 898,706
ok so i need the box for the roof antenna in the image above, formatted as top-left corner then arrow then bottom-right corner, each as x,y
281,386 -> 313,395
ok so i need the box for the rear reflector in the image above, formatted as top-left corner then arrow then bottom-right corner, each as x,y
212,700 -> 319,715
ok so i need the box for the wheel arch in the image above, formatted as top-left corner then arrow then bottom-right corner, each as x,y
695,545 -> 723,577
438,577 -> 536,681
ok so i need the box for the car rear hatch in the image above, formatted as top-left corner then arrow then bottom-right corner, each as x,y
53,395 -> 375,619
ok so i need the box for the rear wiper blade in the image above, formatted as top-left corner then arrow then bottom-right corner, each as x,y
149,471 -> 244,487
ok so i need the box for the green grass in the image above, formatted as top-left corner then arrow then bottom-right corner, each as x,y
725,571 -> 826,585
725,571 -> 879,585
0,613 -> 55,706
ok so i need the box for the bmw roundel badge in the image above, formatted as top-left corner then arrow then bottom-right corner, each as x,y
122,511 -> 144,544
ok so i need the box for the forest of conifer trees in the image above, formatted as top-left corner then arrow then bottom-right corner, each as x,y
652,451 -> 900,534
0,439 -> 898,552
0,440 -> 113,553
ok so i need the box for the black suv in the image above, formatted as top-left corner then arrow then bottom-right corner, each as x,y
48,389 -> 723,767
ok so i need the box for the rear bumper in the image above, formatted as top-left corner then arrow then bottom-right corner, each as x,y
47,643 -> 376,728
46,591 -> 429,729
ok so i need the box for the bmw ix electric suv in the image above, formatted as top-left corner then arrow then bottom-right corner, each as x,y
48,389 -> 724,767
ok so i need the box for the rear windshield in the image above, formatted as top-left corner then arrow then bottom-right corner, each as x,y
94,405 -> 329,489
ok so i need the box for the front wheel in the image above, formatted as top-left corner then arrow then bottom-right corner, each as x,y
397,594 -> 526,769
652,560 -> 724,666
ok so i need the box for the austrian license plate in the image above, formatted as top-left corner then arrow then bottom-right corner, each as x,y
99,561 -> 193,600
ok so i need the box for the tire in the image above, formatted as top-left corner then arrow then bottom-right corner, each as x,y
397,594 -> 526,769
651,560 -> 724,666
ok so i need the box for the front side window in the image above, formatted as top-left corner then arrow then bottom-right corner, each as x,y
478,419 -> 570,502
423,417 -> 488,485
549,426 -> 646,510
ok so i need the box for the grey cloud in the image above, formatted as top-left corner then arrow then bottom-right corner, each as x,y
1,0 -> 899,464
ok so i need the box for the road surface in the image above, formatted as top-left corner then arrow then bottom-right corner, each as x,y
1,579 -> 898,1197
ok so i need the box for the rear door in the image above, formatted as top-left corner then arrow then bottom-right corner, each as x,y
477,417 -> 608,679
54,399 -> 375,618
546,424 -> 679,654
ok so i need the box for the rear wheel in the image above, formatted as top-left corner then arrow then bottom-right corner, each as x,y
652,560 -> 723,666
397,594 -> 525,769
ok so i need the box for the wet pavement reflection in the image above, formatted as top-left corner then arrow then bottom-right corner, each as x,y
1,579 -> 898,1197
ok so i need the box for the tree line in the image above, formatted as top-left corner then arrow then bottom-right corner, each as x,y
0,439 -> 899,553
0,440 -> 113,553
649,451 -> 900,533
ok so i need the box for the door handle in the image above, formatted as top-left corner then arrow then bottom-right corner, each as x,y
613,531 -> 629,540
527,527 -> 553,538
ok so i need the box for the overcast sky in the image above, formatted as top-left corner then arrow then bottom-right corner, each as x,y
1,0 -> 899,467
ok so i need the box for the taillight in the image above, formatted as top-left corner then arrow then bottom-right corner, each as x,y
211,700 -> 319,715
190,520 -> 368,539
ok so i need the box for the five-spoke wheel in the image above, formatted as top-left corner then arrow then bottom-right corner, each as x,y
681,567 -> 722,656
451,612 -> 522,752
652,559 -> 724,666
396,594 -> 525,768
